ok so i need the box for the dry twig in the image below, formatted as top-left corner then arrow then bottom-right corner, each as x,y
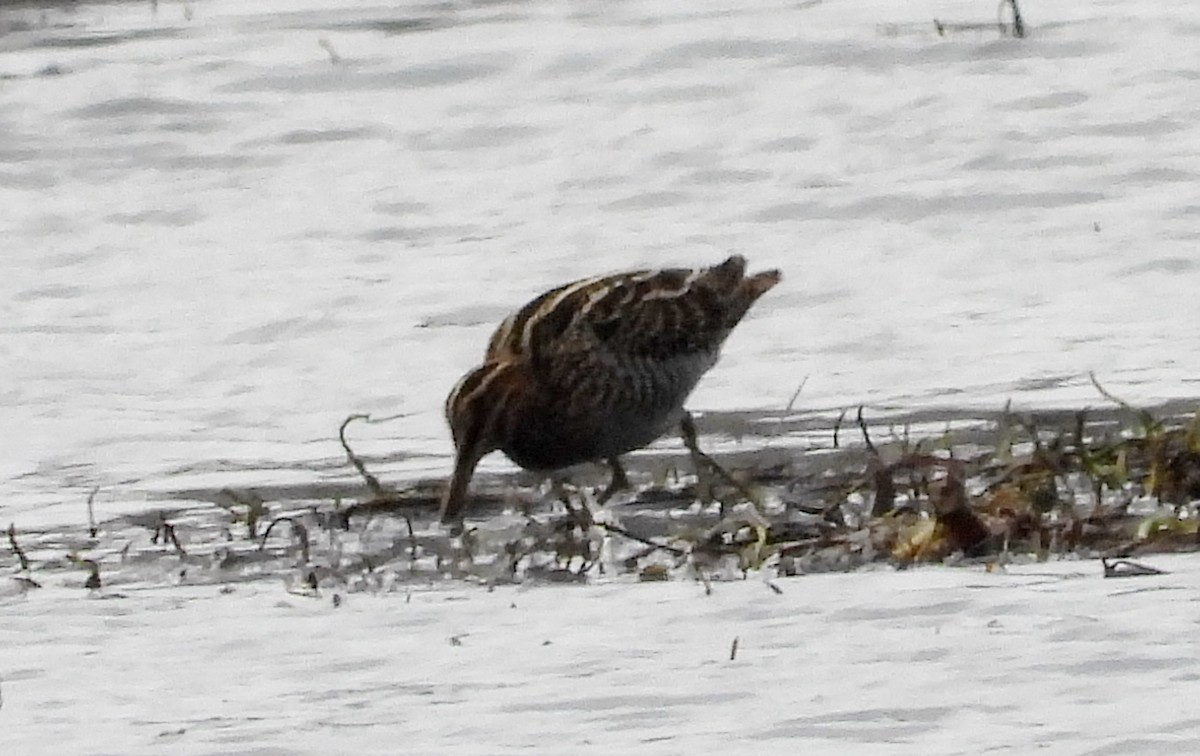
260,516 -> 312,565
86,486 -> 99,538
7,523 -> 29,571
340,414 -> 387,498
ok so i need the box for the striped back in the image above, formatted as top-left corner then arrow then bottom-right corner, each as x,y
482,255 -> 777,372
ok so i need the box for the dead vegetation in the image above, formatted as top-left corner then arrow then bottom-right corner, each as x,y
3,378 -> 1199,596
880,0 -> 1027,41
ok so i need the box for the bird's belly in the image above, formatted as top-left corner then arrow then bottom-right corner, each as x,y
500,352 -> 713,471
501,406 -> 680,472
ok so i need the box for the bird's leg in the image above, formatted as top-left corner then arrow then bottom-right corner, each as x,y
680,412 -> 712,501
546,474 -> 575,511
595,457 -> 631,504
679,412 -> 757,512
547,475 -> 594,524
681,413 -> 769,555
547,477 -> 598,574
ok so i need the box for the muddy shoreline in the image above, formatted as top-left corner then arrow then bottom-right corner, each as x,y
6,395 -> 1200,595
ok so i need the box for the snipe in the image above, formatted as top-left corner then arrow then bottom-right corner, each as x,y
439,254 -> 781,525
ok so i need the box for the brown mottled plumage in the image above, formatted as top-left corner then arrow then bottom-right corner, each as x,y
439,255 -> 780,525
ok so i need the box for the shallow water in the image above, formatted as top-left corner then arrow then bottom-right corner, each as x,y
3,0 -> 1199,525
4,556 -> 1200,754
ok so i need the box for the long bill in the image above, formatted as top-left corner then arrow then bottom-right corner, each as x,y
439,359 -> 515,528
439,446 -> 485,527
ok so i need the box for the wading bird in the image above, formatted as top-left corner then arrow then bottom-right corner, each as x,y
439,254 -> 780,526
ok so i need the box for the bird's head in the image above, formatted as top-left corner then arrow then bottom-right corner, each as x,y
439,360 -> 525,526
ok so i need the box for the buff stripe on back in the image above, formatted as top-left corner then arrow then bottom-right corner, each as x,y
485,260 -> 745,362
